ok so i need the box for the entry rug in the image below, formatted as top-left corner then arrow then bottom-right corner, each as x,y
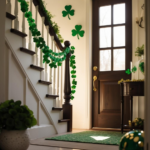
46,131 -> 125,145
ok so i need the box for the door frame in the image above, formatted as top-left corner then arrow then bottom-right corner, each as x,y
144,0 -> 150,148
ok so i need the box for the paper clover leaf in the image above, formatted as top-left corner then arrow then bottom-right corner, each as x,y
132,66 -> 137,73
139,62 -> 144,73
72,25 -> 85,39
62,5 -> 75,20
125,69 -> 131,75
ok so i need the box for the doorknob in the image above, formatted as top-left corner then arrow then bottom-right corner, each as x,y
93,76 -> 97,91
93,66 -> 98,71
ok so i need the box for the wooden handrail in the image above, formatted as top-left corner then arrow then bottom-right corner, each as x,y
32,0 -> 67,51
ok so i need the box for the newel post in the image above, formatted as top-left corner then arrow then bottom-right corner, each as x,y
63,41 -> 72,132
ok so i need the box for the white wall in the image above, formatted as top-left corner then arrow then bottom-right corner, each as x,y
132,0 -> 145,120
44,0 -> 92,129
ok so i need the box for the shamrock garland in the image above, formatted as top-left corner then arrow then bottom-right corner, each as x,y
62,5 -> 75,20
72,25 -> 85,39
18,0 -> 77,100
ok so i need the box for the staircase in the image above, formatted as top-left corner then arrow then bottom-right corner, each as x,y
4,0 -> 72,140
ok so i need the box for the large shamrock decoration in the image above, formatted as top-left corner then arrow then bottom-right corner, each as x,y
72,25 -> 85,39
125,69 -> 131,75
62,5 -> 75,20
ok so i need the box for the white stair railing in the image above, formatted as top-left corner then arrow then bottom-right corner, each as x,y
14,0 -> 19,30
35,5 -> 39,66
22,12 -> 26,48
7,0 -> 65,104
45,26 -> 49,81
56,48 -> 60,107
28,0 -> 33,50
6,0 -> 11,13
53,43 -> 57,95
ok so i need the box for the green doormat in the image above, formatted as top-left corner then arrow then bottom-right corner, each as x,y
46,131 -> 125,145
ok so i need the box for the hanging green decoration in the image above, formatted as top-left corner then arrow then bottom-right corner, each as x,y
125,69 -> 131,75
17,0 -> 77,100
132,66 -> 137,73
62,5 -> 75,20
72,25 -> 85,39
139,62 -> 144,73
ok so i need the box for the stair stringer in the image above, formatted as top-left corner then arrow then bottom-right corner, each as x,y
5,17 -> 68,135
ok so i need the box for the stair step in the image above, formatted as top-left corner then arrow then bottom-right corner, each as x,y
58,119 -> 70,123
10,29 -> 27,37
46,94 -> 59,99
6,12 -> 16,20
52,107 -> 63,111
20,47 -> 36,55
39,80 -> 52,85
30,65 -> 44,71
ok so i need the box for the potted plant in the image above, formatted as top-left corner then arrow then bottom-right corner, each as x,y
0,99 -> 37,150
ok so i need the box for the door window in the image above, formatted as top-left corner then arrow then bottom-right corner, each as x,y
99,3 -> 126,71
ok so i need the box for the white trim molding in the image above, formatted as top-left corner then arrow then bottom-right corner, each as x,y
0,1 -> 6,103
85,0 -> 92,129
144,0 -> 150,149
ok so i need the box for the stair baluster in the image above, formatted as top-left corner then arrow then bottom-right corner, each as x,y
6,0 -> 11,13
14,0 -> 19,30
28,0 -> 33,50
56,48 -> 60,107
35,5 -> 39,66
45,26 -> 49,81
60,61 -> 64,107
63,41 -> 72,132
53,43 -> 57,96
22,12 -> 26,48
49,36 -> 54,83
40,17 -> 45,68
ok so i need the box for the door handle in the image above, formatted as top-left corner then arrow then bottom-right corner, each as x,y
93,66 -> 98,71
93,76 -> 97,91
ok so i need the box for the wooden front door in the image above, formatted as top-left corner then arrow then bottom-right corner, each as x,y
92,0 -> 132,128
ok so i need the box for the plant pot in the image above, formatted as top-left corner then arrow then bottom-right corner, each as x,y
0,130 -> 30,150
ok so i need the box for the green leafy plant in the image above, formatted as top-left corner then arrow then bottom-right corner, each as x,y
72,25 -> 85,39
62,5 -> 75,20
17,0 -> 77,100
139,62 -> 144,73
0,100 -> 37,131
32,0 -> 64,43
135,44 -> 144,57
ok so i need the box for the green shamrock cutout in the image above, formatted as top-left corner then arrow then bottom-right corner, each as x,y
125,69 -> 131,75
72,25 -> 85,39
62,5 -> 75,20
132,66 -> 137,73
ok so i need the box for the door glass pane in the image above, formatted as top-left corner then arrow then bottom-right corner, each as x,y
99,50 -> 111,71
99,27 -> 111,48
113,26 -> 125,47
113,3 -> 125,24
113,49 -> 125,70
99,5 -> 111,26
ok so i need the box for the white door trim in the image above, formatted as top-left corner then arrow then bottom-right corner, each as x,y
144,0 -> 150,149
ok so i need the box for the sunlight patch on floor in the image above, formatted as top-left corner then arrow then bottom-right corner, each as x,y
90,136 -> 110,141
